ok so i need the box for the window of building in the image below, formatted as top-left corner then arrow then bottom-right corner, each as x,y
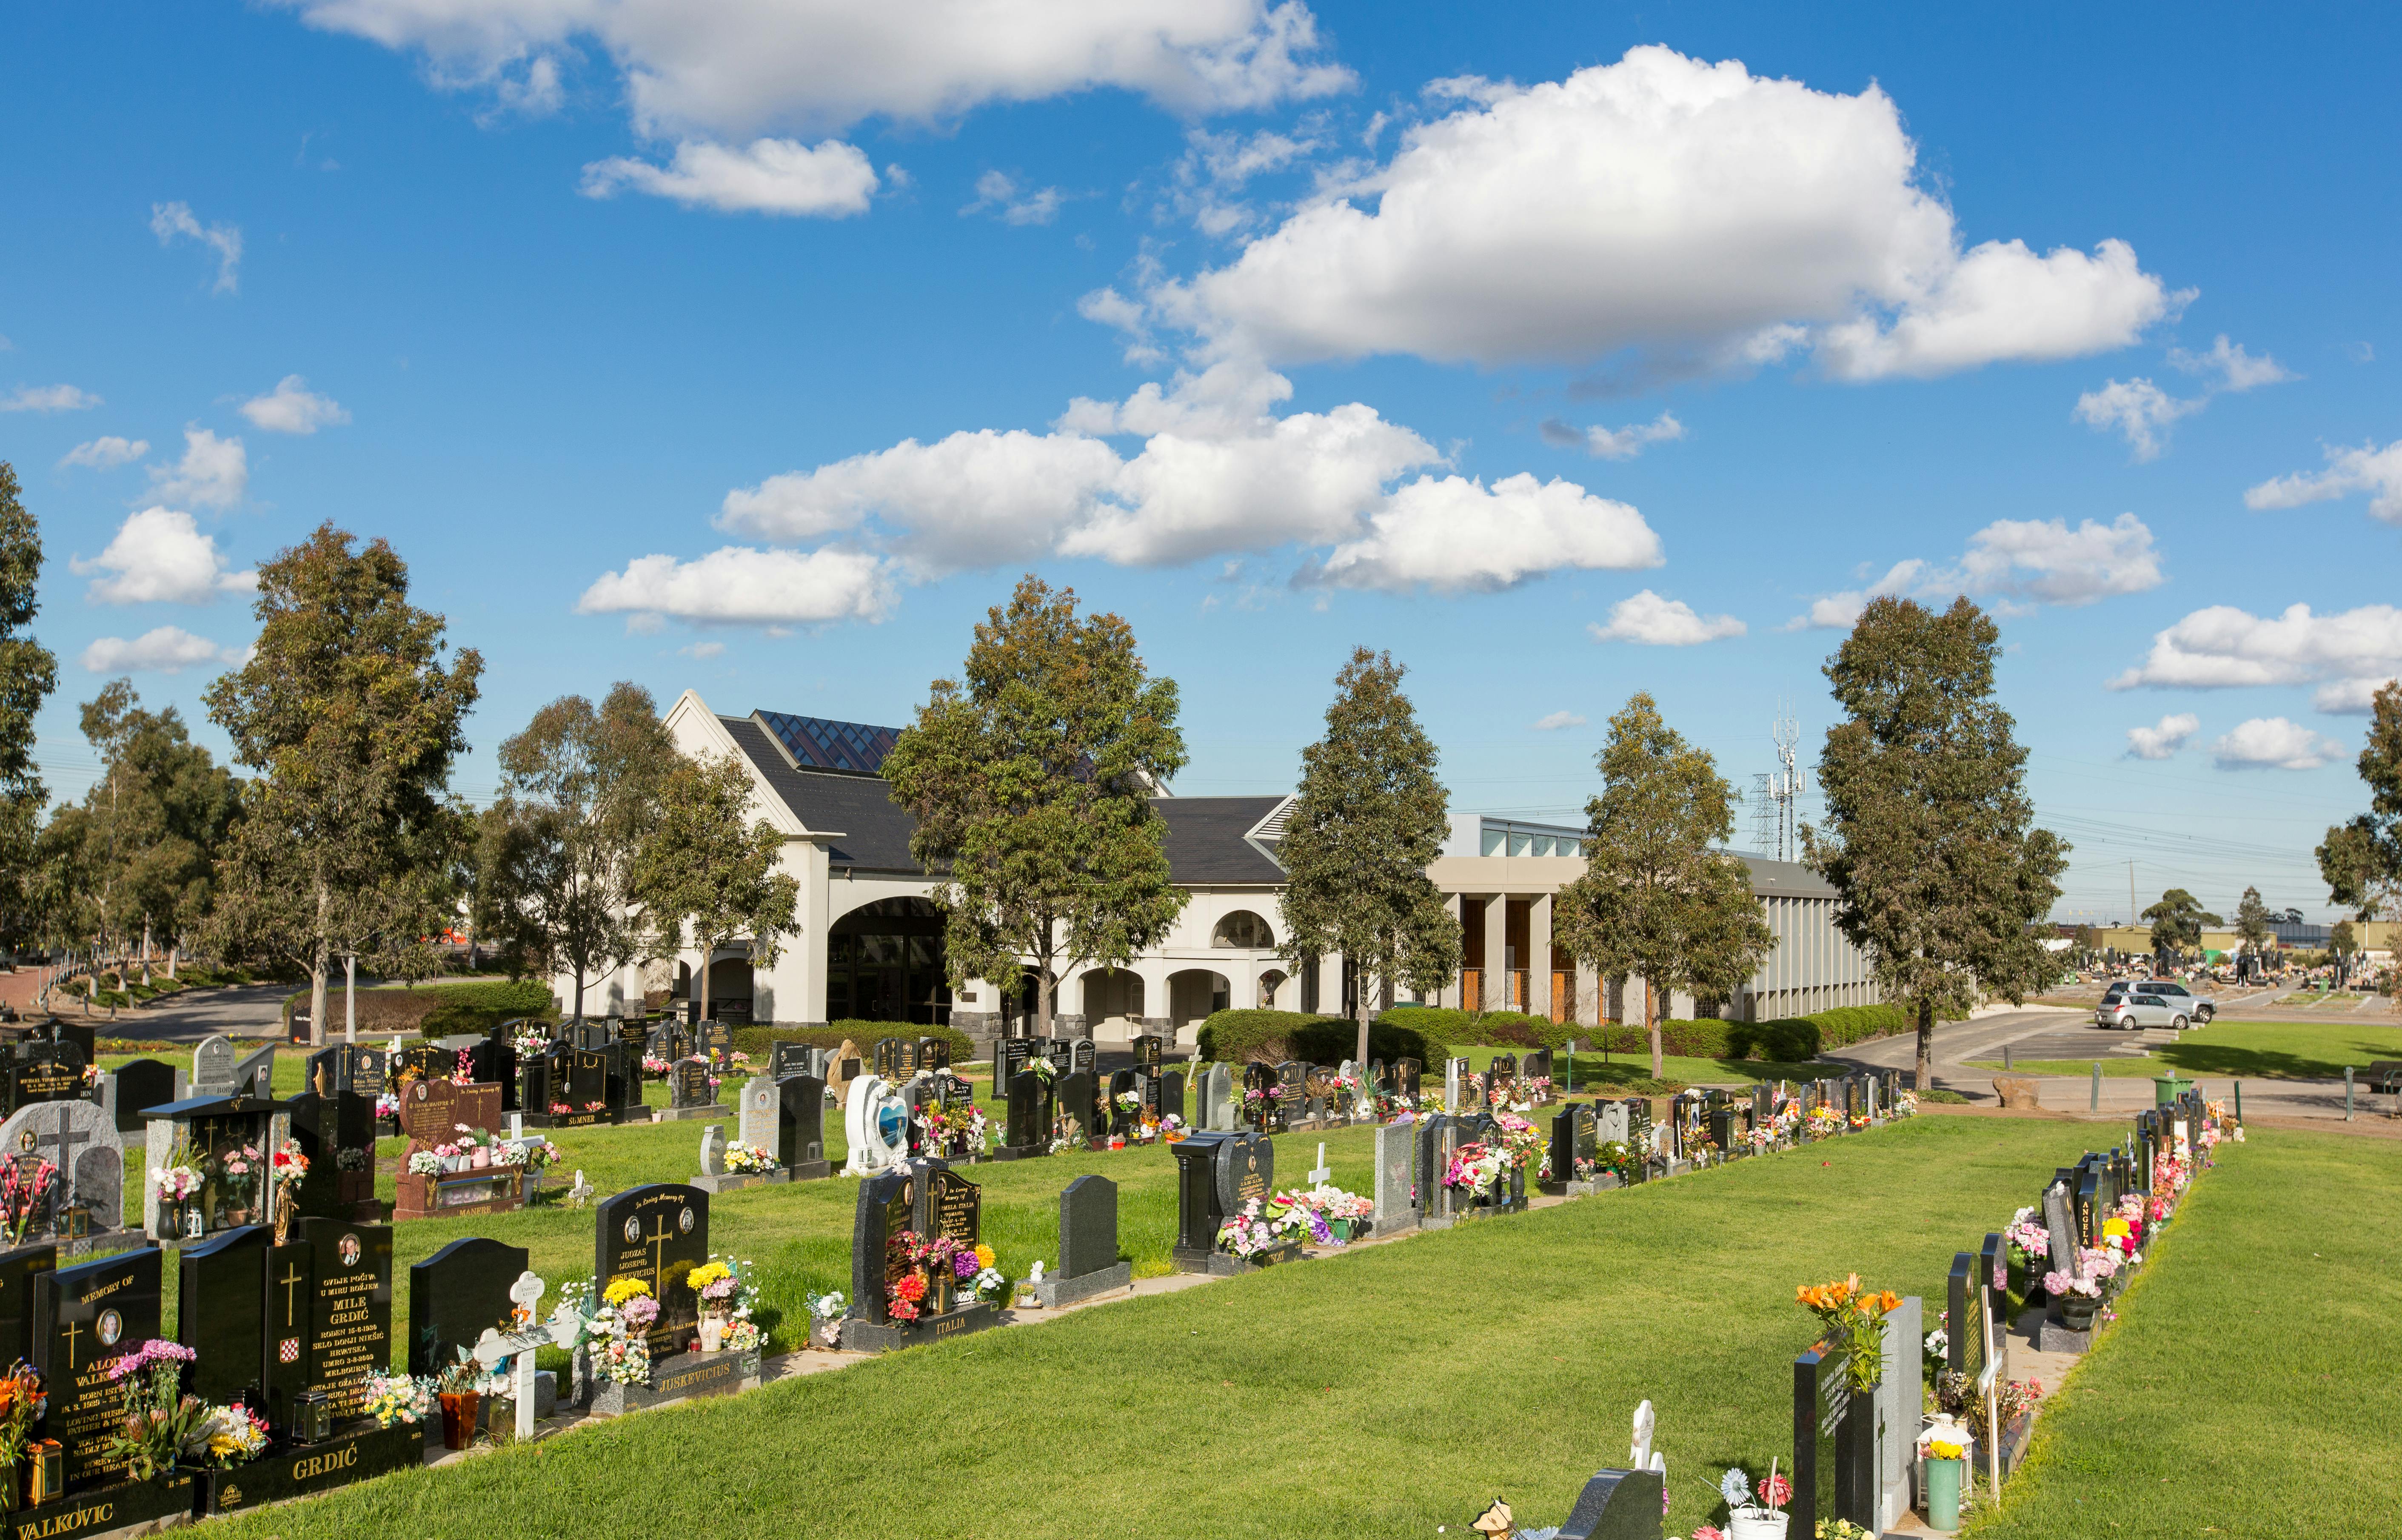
1211,910 -> 1274,949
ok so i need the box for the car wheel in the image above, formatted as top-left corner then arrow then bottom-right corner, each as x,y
2171,1015 -> 2187,1030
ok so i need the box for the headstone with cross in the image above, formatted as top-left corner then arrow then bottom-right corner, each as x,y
0,1098 -> 125,1238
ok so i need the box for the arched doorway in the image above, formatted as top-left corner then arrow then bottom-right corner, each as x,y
829,897 -> 952,1025
1256,969 -> 1288,1009
1166,969 -> 1230,1029
1211,910 -> 1274,949
1079,968 -> 1144,1030
705,956 -> 754,1023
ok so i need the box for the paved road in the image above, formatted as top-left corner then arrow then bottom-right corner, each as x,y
61,982 -> 295,1043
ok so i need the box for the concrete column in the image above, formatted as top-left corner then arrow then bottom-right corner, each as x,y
1529,893 -> 1554,1021
1482,895 -> 1508,1013
1440,892 -> 1464,1008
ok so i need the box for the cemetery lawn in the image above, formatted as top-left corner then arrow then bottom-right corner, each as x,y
1449,1046 -> 1848,1086
1963,1017 -> 2402,1080
205,1115 -> 2113,1540
1969,1126 -> 2401,1539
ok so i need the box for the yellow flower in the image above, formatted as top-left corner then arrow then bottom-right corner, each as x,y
602,1278 -> 653,1305
1928,1440 -> 1964,1459
974,1244 -> 996,1270
686,1262 -> 731,1289
2102,1218 -> 2131,1238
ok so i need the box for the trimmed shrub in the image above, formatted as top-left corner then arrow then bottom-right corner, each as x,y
1373,1008 -> 1577,1051
1193,1009 -> 1447,1069
279,979 -> 560,1038
727,1022 -> 976,1064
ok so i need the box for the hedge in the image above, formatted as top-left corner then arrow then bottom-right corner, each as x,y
279,980 -> 560,1039
1193,1009 -> 1446,1069
727,1021 -> 977,1064
1375,1007 -> 1576,1050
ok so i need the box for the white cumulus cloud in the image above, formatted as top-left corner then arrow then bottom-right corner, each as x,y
2109,603 -> 2402,710
239,375 -> 351,433
2124,713 -> 2199,761
1795,514 -> 2161,628
61,437 -> 148,470
582,137 -> 879,217
2245,438 -> 2402,525
72,508 -> 255,605
266,0 -> 1349,138
2313,676 -> 2399,715
145,428 -> 248,509
1312,474 -> 1661,592
2210,717 -> 2342,772
577,546 -> 896,627
80,626 -> 241,674
1,385 -> 101,413
150,202 -> 243,294
2076,335 -> 2292,459
1532,710 -> 1587,731
1588,589 -> 1746,645
1542,410 -> 1688,461
1144,46 -> 2175,380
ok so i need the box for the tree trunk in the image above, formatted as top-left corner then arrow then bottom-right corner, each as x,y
573,966 -> 586,1024
308,941 -> 329,1050
1353,956 -> 1372,1069
698,941 -> 713,1026
1646,977 -> 1663,1081
1036,965 -> 1054,1038
1914,995 -> 1934,1092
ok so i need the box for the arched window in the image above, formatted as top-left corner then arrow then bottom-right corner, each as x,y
1212,910 -> 1273,949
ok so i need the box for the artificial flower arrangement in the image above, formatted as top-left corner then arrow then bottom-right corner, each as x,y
1113,1090 -> 1142,1115
1370,1088 -> 1417,1121
804,1290 -> 847,1349
0,1157 -> 56,1246
1596,1139 -> 1640,1185
1795,1275 -> 1902,1392
1442,1141 -> 1505,1194
451,1048 -> 476,1087
1694,1464 -> 1789,1539
1815,1520 -> 1875,1539
496,1136 -> 564,1172
192,1403 -> 270,1468
99,1339 -> 203,1482
1489,1113 -> 1546,1171
2003,1208 -> 2051,1266
723,1141 -> 779,1174
641,1053 -> 672,1076
1024,1056 -> 1056,1082
217,1145 -> 261,1209
1215,1196 -> 1310,1257
883,1233 -> 1004,1321
1155,1112 -> 1187,1143
364,1372 -> 438,1428
1806,1105 -> 1846,1138
688,1255 -> 764,1350
1894,1092 -> 1918,1116
154,1134 -> 205,1208
1847,1112 -> 1872,1130
917,1102 -> 990,1156
268,1139 -> 308,1195
0,1360 -> 42,1488
511,1025 -> 551,1058
1274,1186 -> 1371,1245
1538,1150 -> 1600,1182
1520,1075 -> 1552,1101
2041,1245 -> 2122,1300
576,1278 -> 660,1386
1743,1122 -> 1777,1154
405,1149 -> 445,1177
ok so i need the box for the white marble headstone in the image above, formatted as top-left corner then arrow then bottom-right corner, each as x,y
737,1075 -> 778,1151
191,1035 -> 237,1099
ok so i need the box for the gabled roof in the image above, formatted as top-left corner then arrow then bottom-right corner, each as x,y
1155,796 -> 1291,885
751,711 -> 900,776
720,716 -> 924,873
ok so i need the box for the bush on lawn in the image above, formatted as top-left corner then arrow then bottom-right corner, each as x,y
727,1022 -> 976,1064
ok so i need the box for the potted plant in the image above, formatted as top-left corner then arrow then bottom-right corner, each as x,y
97,1339 -> 205,1481
1712,1463 -> 1790,1540
2045,1266 -> 2102,1331
0,1362 -> 39,1511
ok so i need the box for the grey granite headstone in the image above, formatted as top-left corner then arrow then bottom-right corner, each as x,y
191,1035 -> 237,1099
233,1042 -> 275,1100
1876,1294 -> 1922,1531
737,1075 -> 778,1150
1037,1174 -> 1130,1307
1201,1064 -> 1234,1132
699,1124 -> 727,1176
1372,1121 -> 1418,1235
1557,1467 -> 1666,1540
2042,1182 -> 2078,1279
0,1098 -> 126,1235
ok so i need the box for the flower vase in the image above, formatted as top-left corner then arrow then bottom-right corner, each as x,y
1728,1515 -> 1789,1540
471,1146 -> 491,1169
436,1390 -> 482,1451
809,1316 -> 842,1351
1924,1455 -> 1965,1530
2059,1292 -> 2100,1332
698,1311 -> 726,1352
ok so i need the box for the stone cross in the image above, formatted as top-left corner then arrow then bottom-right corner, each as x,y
34,1104 -> 95,1186
1307,1142 -> 1330,1187
1630,1399 -> 1664,1474
474,1271 -> 567,1443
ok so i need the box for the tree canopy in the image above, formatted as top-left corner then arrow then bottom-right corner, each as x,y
2142,888 -> 2220,962
1804,596 -> 2067,1089
204,524 -> 482,1042
1276,647 -> 1461,1066
0,465 -> 57,951
883,575 -> 1187,1035
2318,680 -> 2402,927
477,683 -> 677,1015
1555,692 -> 1773,1078
629,751 -> 799,1022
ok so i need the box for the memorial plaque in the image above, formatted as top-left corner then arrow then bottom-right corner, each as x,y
924,1165 -> 982,1246
39,1247 -> 163,1486
299,1218 -> 394,1421
1212,1132 -> 1273,1214
594,1184 -> 710,1356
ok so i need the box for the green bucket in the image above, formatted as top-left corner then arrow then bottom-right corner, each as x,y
2152,1075 -> 2194,1107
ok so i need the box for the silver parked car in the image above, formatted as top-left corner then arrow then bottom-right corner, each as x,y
2097,987 -> 2191,1031
2099,978 -> 2214,1025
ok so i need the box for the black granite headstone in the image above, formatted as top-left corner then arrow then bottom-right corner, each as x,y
409,1236 -> 529,1377
108,1059 -> 177,1133
776,1073 -> 828,1173
594,1184 -> 710,1356
1058,1174 -> 1118,1281
1054,1069 -> 1098,1146
179,1224 -> 269,1409
39,1247 -> 163,1487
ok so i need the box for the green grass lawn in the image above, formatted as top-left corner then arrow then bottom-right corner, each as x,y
1964,1017 -> 2402,1080
202,1115 -> 2111,1540
1968,1126 -> 2399,1539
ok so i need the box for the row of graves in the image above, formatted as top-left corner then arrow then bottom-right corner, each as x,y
1774,1088 -> 2233,1538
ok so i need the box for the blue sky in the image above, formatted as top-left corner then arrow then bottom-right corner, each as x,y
4,2 -> 2398,924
